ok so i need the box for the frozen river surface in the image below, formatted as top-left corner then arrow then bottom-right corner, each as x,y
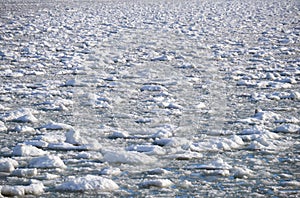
0,0 -> 299,197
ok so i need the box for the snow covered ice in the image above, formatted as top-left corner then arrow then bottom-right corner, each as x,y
0,0 -> 299,197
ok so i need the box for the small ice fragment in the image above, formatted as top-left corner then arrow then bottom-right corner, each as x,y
39,121 -> 73,130
13,144 -> 48,156
0,159 -> 18,173
100,167 -> 121,176
140,84 -> 166,92
140,179 -> 173,188
274,124 -> 300,133
29,155 -> 66,169
0,121 -> 7,132
103,150 -> 156,165
1,186 -> 25,197
56,175 -> 119,192
109,130 -> 130,139
11,168 -> 38,177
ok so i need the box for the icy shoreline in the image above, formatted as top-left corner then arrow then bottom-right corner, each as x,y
0,0 -> 299,197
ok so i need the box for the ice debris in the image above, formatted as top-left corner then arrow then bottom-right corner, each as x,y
56,175 -> 119,192
29,155 -> 66,169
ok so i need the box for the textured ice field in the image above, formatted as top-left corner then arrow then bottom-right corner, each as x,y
0,0 -> 299,197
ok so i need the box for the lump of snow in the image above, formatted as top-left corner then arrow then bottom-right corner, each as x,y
146,168 -> 171,175
56,175 -> 119,192
0,159 -> 18,173
0,108 -> 38,123
0,121 -> 7,132
150,55 -> 171,61
154,137 -> 190,148
108,130 -> 130,139
103,150 -> 156,165
140,179 -> 173,188
13,125 -> 35,133
1,182 -> 44,196
274,124 -> 300,133
39,121 -> 73,130
13,144 -> 48,156
23,182 -> 44,195
65,129 -> 86,145
140,84 -> 167,92
29,155 -> 66,169
1,186 -> 25,197
126,144 -> 166,155
11,168 -> 38,177
232,166 -> 254,179
100,167 -> 121,176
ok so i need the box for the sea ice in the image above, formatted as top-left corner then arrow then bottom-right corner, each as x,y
12,144 -> 48,156
140,179 -> 173,188
29,155 -> 66,169
274,124 -> 300,133
0,159 -> 18,173
56,175 -> 119,192
103,150 -> 156,165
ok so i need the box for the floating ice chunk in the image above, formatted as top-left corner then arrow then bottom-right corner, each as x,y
0,121 -> 7,132
13,144 -> 48,156
48,142 -> 87,151
1,186 -> 25,197
140,179 -> 173,188
150,129 -> 173,138
0,158 -> 18,173
29,155 -> 66,169
0,108 -> 38,123
126,144 -> 166,155
280,180 -> 300,187
64,78 -> 86,87
146,168 -> 171,175
24,140 -> 49,148
159,102 -> 183,109
232,166 -> 254,179
103,150 -> 156,165
65,129 -> 86,145
39,121 -> 73,130
274,124 -> 300,133
150,55 -> 171,61
1,182 -> 44,196
11,168 -> 38,177
13,125 -> 35,133
154,137 -> 190,148
140,84 -> 167,92
23,182 -> 44,195
167,151 -> 203,160
188,158 -> 232,170
109,130 -> 130,139
253,111 -> 282,122
195,102 -> 206,109
56,175 -> 119,192
100,167 -> 121,176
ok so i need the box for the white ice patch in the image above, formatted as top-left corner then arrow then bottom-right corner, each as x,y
126,144 -> 166,155
56,175 -> 119,192
39,121 -> 73,130
0,158 -> 18,173
274,124 -> 300,133
0,121 -> 7,132
1,182 -> 44,196
29,155 -> 66,169
103,150 -> 156,165
140,179 -> 173,188
0,108 -> 38,123
12,144 -> 48,157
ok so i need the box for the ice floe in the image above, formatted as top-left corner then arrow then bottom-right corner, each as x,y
29,155 -> 66,169
103,150 -> 157,165
12,144 -> 48,157
56,175 -> 119,192
140,179 -> 173,188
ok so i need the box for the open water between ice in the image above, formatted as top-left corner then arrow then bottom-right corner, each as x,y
0,0 -> 299,197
